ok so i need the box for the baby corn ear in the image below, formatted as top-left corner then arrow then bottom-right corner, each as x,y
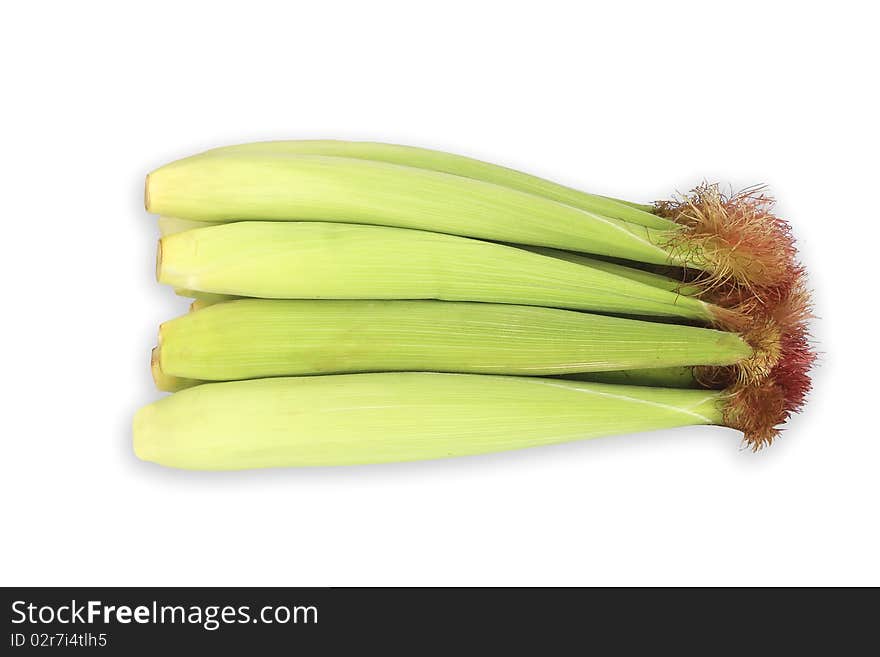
145,152 -> 674,264
156,299 -> 753,382
133,373 -> 726,470
199,139 -> 676,230
155,221 -> 721,322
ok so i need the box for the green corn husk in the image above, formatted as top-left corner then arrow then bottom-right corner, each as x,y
133,373 -> 725,469
146,152 -> 678,265
157,299 -> 751,382
157,222 -> 731,323
200,140 -> 671,229
160,217 -> 690,296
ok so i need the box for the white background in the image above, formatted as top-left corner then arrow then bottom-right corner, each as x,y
2,1 -> 877,586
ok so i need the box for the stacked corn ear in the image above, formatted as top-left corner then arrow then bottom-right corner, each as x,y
136,141 -> 814,469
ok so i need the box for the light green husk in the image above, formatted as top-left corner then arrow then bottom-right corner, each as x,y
133,373 -> 725,469
161,217 -> 687,298
200,140 -> 672,230
146,152 -> 678,264
158,299 -> 751,381
157,222 -> 724,322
